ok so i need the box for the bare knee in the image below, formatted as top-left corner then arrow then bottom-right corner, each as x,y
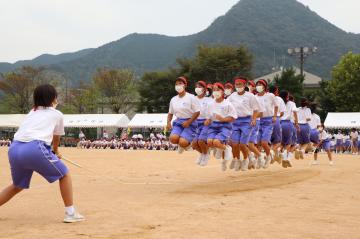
179,138 -> 190,148
213,140 -> 224,149
198,140 -> 206,148
170,135 -> 180,144
261,141 -> 269,148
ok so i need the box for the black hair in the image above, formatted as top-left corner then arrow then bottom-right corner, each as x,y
309,103 -> 317,113
269,85 -> 278,94
279,90 -> 289,103
300,98 -> 308,107
33,84 -> 58,109
289,95 -> 295,102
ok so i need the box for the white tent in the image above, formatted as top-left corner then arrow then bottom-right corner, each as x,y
64,114 -> 130,128
0,114 -> 26,128
324,112 -> 360,129
128,114 -> 175,128
0,114 -> 130,128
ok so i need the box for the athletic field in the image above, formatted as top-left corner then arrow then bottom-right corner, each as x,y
1,148 -> 360,239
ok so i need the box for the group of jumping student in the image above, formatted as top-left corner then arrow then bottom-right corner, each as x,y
167,76 -> 334,171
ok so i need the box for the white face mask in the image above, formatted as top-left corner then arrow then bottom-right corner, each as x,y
195,87 -> 204,96
213,91 -> 222,99
206,91 -> 210,97
224,89 -> 232,96
236,87 -> 245,93
175,85 -> 185,93
256,85 -> 264,93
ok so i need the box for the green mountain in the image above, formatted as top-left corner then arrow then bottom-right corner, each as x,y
0,48 -> 94,73
1,0 -> 359,84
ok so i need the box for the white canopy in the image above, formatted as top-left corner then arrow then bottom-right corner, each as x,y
0,114 -> 26,128
64,114 -> 130,128
0,114 -> 130,128
324,112 -> 360,129
128,114 -> 175,128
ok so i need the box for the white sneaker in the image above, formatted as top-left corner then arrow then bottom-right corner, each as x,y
229,159 -> 236,169
178,146 -> 185,154
241,158 -> 249,171
215,149 -> 223,160
200,153 -> 210,167
63,211 -> 85,223
311,160 -> 320,166
256,157 -> 264,169
234,160 -> 241,171
249,157 -> 256,170
196,154 -> 204,165
221,160 -> 227,171
329,161 -> 334,166
224,145 -> 233,161
263,156 -> 271,169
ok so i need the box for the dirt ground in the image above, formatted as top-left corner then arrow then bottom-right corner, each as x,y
1,147 -> 360,239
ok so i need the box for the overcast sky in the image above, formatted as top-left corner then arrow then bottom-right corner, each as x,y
0,0 -> 359,63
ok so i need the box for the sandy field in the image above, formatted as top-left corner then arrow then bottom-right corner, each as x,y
1,147 -> 360,239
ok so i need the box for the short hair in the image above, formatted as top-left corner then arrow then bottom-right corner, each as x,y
33,84 -> 58,109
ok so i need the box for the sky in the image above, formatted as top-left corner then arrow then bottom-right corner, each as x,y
0,0 -> 359,63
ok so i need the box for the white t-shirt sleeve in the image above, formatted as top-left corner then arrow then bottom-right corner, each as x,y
168,98 -> 174,114
191,95 -> 201,113
306,108 -> 312,120
250,94 -> 260,112
228,102 -> 238,119
53,113 -> 65,136
271,94 -> 278,107
280,99 -> 286,113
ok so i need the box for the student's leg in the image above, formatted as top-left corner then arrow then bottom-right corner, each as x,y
198,140 -> 208,154
59,174 -> 73,207
169,135 -> 180,144
191,140 -> 201,153
0,184 -> 23,206
249,143 -> 261,158
213,139 -> 226,150
327,150 -> 333,161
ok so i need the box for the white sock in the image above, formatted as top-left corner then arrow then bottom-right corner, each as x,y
65,206 -> 75,215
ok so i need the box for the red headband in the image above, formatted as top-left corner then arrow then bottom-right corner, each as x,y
234,78 -> 247,85
207,83 -> 213,89
197,81 -> 207,88
225,83 -> 234,89
257,79 -> 267,89
248,80 -> 255,87
176,76 -> 188,86
213,82 -> 225,91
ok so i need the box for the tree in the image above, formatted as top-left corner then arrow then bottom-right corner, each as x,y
317,80 -> 336,120
137,45 -> 253,113
93,68 -> 138,114
137,69 -> 178,113
0,66 -> 57,113
60,81 -> 100,114
325,52 -> 360,112
177,45 -> 253,89
273,67 -> 305,102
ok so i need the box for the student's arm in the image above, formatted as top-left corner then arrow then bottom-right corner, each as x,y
183,95 -> 201,128
52,135 -> 62,159
215,115 -> 235,123
293,111 -> 300,131
251,111 -> 258,126
167,113 -> 173,131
